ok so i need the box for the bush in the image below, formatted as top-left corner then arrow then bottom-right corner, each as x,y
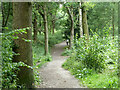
62,31 -> 118,88
61,48 -> 71,56
74,34 -> 105,72
73,33 -> 118,72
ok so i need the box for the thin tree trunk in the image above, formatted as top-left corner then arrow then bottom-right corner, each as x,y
2,2 -> 5,31
52,20 -> 55,34
2,2 -> 11,32
82,2 -> 89,40
33,14 -> 37,42
13,2 -> 34,88
50,24 -> 52,34
79,2 -> 83,38
66,7 -> 74,49
112,3 -> 115,39
70,18 -> 74,49
39,16 -> 42,35
4,2 -> 10,27
43,4 -> 49,55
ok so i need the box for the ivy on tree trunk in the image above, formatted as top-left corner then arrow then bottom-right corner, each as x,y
13,2 -> 34,88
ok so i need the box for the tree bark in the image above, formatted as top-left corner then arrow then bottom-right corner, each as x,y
33,13 -> 38,42
43,4 -> 49,55
79,2 -> 83,38
82,2 -> 89,40
13,2 -> 34,88
2,2 -> 11,32
4,2 -> 10,27
66,7 -> 74,49
112,3 -> 115,39
2,2 -> 5,31
52,20 -> 55,34
50,24 -> 52,33
38,16 -> 42,35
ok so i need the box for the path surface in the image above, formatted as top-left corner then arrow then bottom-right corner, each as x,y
38,41 -> 83,88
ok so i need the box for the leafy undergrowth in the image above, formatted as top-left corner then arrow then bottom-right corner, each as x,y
33,31 -> 64,67
2,28 -> 35,88
81,69 -> 118,88
62,33 -> 118,88
61,47 -> 71,56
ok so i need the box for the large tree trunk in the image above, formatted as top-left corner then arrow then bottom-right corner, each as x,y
43,4 -> 49,55
33,13 -> 38,42
67,7 -> 74,49
79,2 -> 83,38
82,2 -> 89,40
13,2 -> 34,88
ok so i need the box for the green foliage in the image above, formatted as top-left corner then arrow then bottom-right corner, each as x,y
61,48 -> 71,56
33,31 -> 64,64
2,28 -> 33,88
49,31 -> 63,47
81,69 -> 118,88
62,31 -> 118,88
33,31 -> 63,48
81,2 -> 95,11
74,34 -> 105,72
33,43 -> 52,67
87,2 -> 118,36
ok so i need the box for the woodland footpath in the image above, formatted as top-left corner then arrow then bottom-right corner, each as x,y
1,2 -> 118,88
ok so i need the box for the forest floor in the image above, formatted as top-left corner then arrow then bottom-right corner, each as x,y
38,41 -> 84,88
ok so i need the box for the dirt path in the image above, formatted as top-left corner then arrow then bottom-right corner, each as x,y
38,41 -> 83,88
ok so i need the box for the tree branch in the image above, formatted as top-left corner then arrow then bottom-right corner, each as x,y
66,6 -> 73,22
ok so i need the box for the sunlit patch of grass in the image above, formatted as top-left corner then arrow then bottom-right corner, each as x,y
62,57 -> 118,88
80,69 -> 118,88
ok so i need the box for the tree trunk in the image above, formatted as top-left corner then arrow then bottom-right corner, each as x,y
79,2 -> 83,38
33,14 -> 37,42
67,7 -> 74,49
2,2 -> 11,32
52,20 -> 55,34
43,4 -> 49,55
4,2 -> 10,27
112,3 -> 115,40
13,2 -> 34,88
50,24 -> 52,34
70,18 -> 74,49
38,16 -> 42,35
82,2 -> 89,40
2,2 -> 5,32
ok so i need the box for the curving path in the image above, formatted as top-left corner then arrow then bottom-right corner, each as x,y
38,41 -> 83,88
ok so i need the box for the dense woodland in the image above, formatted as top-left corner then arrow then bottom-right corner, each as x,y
1,2 -> 118,88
